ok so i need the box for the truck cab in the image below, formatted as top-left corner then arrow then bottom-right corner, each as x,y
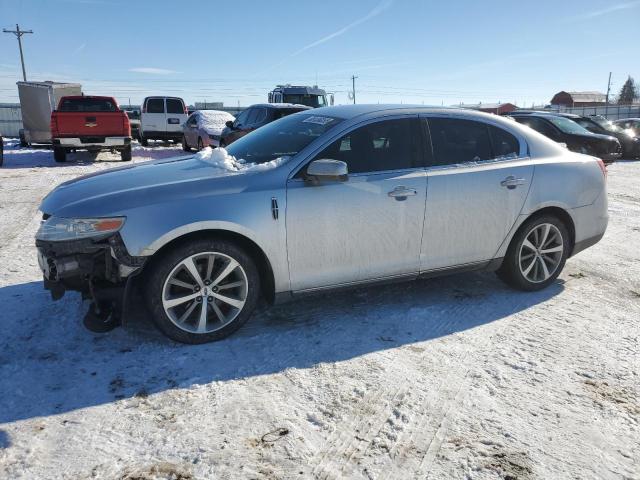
268,85 -> 333,108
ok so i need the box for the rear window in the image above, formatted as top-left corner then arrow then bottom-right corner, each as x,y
274,108 -> 306,120
428,118 -> 493,165
58,98 -> 117,112
166,98 -> 185,114
146,98 -> 165,114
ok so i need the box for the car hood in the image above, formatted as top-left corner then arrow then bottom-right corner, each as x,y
40,153 -> 271,218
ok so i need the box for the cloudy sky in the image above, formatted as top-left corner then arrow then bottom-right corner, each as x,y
0,0 -> 638,107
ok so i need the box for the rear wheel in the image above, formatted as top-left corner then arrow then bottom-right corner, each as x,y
145,238 -> 260,344
139,136 -> 148,147
496,215 -> 569,291
120,144 -> 132,161
197,137 -> 204,151
182,135 -> 191,152
19,130 -> 28,148
53,147 -> 66,163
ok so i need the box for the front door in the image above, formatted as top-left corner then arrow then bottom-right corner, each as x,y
420,117 -> 533,271
286,117 -> 427,291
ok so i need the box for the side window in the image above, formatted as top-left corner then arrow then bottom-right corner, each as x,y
311,118 -> 421,174
166,98 -> 184,114
187,114 -> 197,126
428,118 -> 492,165
487,125 -> 520,159
146,98 -> 165,114
519,117 -> 557,139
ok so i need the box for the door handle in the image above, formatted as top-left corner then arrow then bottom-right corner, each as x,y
388,186 -> 418,198
500,176 -> 526,189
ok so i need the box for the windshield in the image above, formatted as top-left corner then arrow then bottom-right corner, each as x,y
283,94 -> 326,108
546,116 -> 591,135
200,111 -> 233,128
225,112 -> 344,164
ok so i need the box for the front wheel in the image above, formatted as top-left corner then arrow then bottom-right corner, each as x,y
496,215 -> 570,291
145,239 -> 260,344
182,135 -> 191,152
197,137 -> 204,151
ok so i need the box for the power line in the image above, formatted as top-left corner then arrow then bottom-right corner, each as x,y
2,24 -> 33,82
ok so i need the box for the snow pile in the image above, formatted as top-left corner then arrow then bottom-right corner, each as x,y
195,147 -> 289,172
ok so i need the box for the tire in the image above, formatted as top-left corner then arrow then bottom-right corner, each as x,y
120,144 -> 132,161
53,147 -> 66,163
182,135 -> 191,152
140,136 -> 148,147
496,214 -> 570,291
19,130 -> 28,148
219,139 -> 226,148
197,137 -> 204,151
145,238 -> 261,344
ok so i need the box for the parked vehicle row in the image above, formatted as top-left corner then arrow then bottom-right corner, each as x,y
36,105 -> 608,343
507,111 -> 623,163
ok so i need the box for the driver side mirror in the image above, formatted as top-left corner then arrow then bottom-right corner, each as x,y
225,120 -> 234,129
305,159 -> 348,183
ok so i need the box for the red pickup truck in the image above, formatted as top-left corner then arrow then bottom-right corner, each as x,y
50,96 -> 132,162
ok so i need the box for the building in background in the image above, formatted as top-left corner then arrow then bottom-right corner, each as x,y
550,91 -> 606,107
461,102 -> 517,114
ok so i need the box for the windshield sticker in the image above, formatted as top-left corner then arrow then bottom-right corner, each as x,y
302,116 -> 335,126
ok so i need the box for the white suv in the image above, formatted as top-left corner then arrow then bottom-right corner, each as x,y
139,96 -> 188,146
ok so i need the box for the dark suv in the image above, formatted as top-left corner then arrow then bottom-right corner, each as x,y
508,112 -> 622,163
220,103 -> 311,147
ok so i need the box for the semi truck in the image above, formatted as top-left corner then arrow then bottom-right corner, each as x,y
268,85 -> 333,108
17,81 -> 82,146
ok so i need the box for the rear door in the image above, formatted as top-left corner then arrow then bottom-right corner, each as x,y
166,98 -> 187,133
184,113 -> 198,146
142,97 -> 166,134
420,116 -> 533,271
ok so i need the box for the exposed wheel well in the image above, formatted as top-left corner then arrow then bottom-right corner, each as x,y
524,206 -> 576,252
143,230 -> 276,303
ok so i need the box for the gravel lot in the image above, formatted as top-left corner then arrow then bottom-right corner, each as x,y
0,140 -> 638,479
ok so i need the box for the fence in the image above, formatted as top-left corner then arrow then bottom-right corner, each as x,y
549,104 -> 640,120
0,104 -> 22,137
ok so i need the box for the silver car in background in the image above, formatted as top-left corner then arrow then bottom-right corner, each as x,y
182,110 -> 235,150
36,105 -> 608,343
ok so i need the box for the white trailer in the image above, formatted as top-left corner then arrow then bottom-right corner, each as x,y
17,81 -> 82,146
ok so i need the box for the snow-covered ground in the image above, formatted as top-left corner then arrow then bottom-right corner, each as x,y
0,140 -> 638,479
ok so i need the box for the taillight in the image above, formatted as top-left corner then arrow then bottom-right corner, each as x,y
596,158 -> 607,179
50,113 -> 58,137
183,104 -> 188,114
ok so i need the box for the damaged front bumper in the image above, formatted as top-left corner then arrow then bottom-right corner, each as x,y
36,233 -> 146,317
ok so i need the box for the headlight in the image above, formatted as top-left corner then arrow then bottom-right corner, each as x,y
36,216 -> 125,241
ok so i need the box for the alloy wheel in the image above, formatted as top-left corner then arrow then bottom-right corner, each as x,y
518,223 -> 564,283
162,252 -> 248,334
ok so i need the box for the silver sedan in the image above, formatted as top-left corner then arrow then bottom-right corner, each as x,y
182,110 -> 235,150
36,105 -> 608,343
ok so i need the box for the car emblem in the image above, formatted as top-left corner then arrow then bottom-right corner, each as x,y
85,122 -> 97,127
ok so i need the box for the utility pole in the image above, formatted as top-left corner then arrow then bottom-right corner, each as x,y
351,75 -> 358,104
3,24 -> 33,81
